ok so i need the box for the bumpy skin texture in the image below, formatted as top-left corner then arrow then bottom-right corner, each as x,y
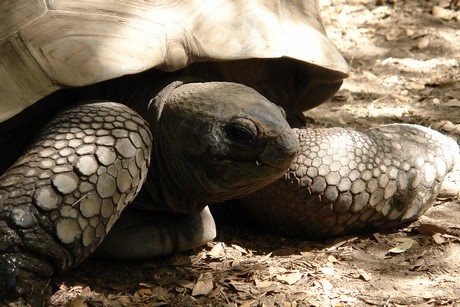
0,102 -> 152,304
234,124 -> 459,238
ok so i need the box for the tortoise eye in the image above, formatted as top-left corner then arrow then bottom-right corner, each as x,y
225,121 -> 257,147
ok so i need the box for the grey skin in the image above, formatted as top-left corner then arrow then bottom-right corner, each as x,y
0,80 -> 299,304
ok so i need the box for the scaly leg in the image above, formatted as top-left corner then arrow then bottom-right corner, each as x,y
0,102 -> 152,305
233,124 -> 459,238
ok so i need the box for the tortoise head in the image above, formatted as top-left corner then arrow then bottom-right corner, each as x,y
148,81 -> 300,213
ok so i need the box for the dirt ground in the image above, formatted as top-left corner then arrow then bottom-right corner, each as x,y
49,0 -> 460,306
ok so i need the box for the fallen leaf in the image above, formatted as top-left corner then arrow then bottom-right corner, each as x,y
231,243 -> 249,254
276,272 -> 303,285
240,300 -> 257,307
68,296 -> 87,307
137,287 -> 152,297
320,278 -> 333,293
385,27 -> 401,41
151,286 -> 169,300
417,36 -> 430,49
444,99 -> 460,107
442,234 -> 460,242
327,255 -> 338,263
190,252 -> 206,265
416,224 -> 447,235
208,242 -> 225,258
357,269 -> 372,282
192,273 -> 213,296
319,267 -> 335,276
388,238 -> 415,253
256,280 -> 273,288
229,280 -> 253,295
116,296 -> 131,307
432,233 -> 446,244
175,279 -> 194,290
259,252 -> 272,262
413,258 -> 425,268
363,70 -> 380,81
373,233 -> 386,245
432,5 -> 454,19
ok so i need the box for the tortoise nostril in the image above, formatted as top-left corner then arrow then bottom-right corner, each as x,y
259,128 -> 300,169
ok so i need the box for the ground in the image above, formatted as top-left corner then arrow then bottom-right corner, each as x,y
49,0 -> 460,306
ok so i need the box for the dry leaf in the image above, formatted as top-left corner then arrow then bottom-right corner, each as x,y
373,233 -> 386,245
442,234 -> 460,242
138,287 -> 152,297
151,286 -> 169,300
175,279 -> 194,290
327,255 -> 338,263
405,28 -> 415,37
413,258 -> 425,268
229,280 -> 253,294
259,252 -> 272,263
240,300 -> 258,307
357,269 -> 372,282
192,272 -> 213,296
256,280 -> 273,288
444,99 -> 460,107
231,243 -> 249,254
385,27 -> 401,41
319,267 -> 335,276
276,272 -> 303,285
432,233 -> 446,244
208,242 -> 225,258
417,36 -> 430,49
320,279 -> 333,293
116,296 -> 131,307
416,223 -> 447,235
190,251 -> 206,265
432,5 -> 454,19
362,70 -> 380,81
388,238 -> 415,253
68,296 -> 87,307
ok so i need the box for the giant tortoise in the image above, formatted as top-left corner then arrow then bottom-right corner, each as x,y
0,0 -> 458,305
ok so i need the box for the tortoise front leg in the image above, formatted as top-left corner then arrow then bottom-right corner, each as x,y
95,206 -> 216,259
0,102 -> 152,305
234,124 -> 459,237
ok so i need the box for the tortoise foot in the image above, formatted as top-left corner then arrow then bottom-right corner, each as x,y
232,124 -> 459,238
94,206 -> 216,259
